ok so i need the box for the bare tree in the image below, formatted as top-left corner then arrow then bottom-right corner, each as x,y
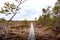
0,0 -> 27,39
0,0 -> 26,21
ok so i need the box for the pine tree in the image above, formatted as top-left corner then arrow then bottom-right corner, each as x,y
53,0 -> 60,32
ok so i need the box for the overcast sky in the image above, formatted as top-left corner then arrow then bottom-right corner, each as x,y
0,0 -> 57,21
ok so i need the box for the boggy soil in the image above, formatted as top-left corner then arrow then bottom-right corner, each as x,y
0,26 -> 60,40
0,22 -> 60,40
